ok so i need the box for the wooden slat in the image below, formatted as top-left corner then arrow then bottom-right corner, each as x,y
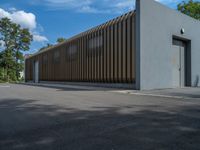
107,25 -> 110,82
110,22 -> 114,83
114,23 -> 118,82
103,23 -> 107,82
25,11 -> 136,84
127,16 -> 131,83
118,20 -> 122,83
122,19 -> 127,83
132,14 -> 135,82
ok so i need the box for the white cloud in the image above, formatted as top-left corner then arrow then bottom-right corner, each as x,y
34,0 -> 135,14
34,0 -> 184,13
45,0 -> 92,9
0,8 -> 10,18
78,6 -> 99,13
112,0 -> 134,13
11,11 -> 36,30
114,0 -> 134,10
0,8 -> 48,43
33,35 -> 48,42
0,8 -> 36,30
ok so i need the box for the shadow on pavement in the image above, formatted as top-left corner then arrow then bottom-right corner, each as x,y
0,99 -> 200,150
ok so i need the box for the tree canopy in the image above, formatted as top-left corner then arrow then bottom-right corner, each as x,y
0,17 -> 33,82
57,37 -> 66,43
178,0 -> 200,20
39,37 -> 66,52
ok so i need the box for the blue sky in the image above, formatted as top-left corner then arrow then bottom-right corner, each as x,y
0,0 -> 190,54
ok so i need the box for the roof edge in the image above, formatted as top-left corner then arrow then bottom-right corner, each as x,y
27,10 -> 136,59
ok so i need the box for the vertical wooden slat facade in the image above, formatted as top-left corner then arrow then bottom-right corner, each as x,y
25,11 -> 136,84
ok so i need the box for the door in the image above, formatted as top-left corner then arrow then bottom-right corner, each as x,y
34,61 -> 39,83
172,40 -> 185,87
180,46 -> 185,87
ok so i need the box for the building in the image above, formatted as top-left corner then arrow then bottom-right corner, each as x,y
25,0 -> 200,90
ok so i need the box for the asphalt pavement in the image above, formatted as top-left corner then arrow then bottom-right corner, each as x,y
0,84 -> 200,150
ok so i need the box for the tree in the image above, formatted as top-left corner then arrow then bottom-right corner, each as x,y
57,37 -> 66,43
11,26 -> 32,80
0,18 -> 15,81
178,0 -> 200,20
0,17 -> 32,81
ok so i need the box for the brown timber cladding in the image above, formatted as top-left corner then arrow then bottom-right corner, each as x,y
25,11 -> 136,83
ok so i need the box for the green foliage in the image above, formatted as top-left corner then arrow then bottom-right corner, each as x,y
0,17 -> 33,82
178,0 -> 200,20
57,37 -> 66,43
39,37 -> 66,52
0,67 -> 5,81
